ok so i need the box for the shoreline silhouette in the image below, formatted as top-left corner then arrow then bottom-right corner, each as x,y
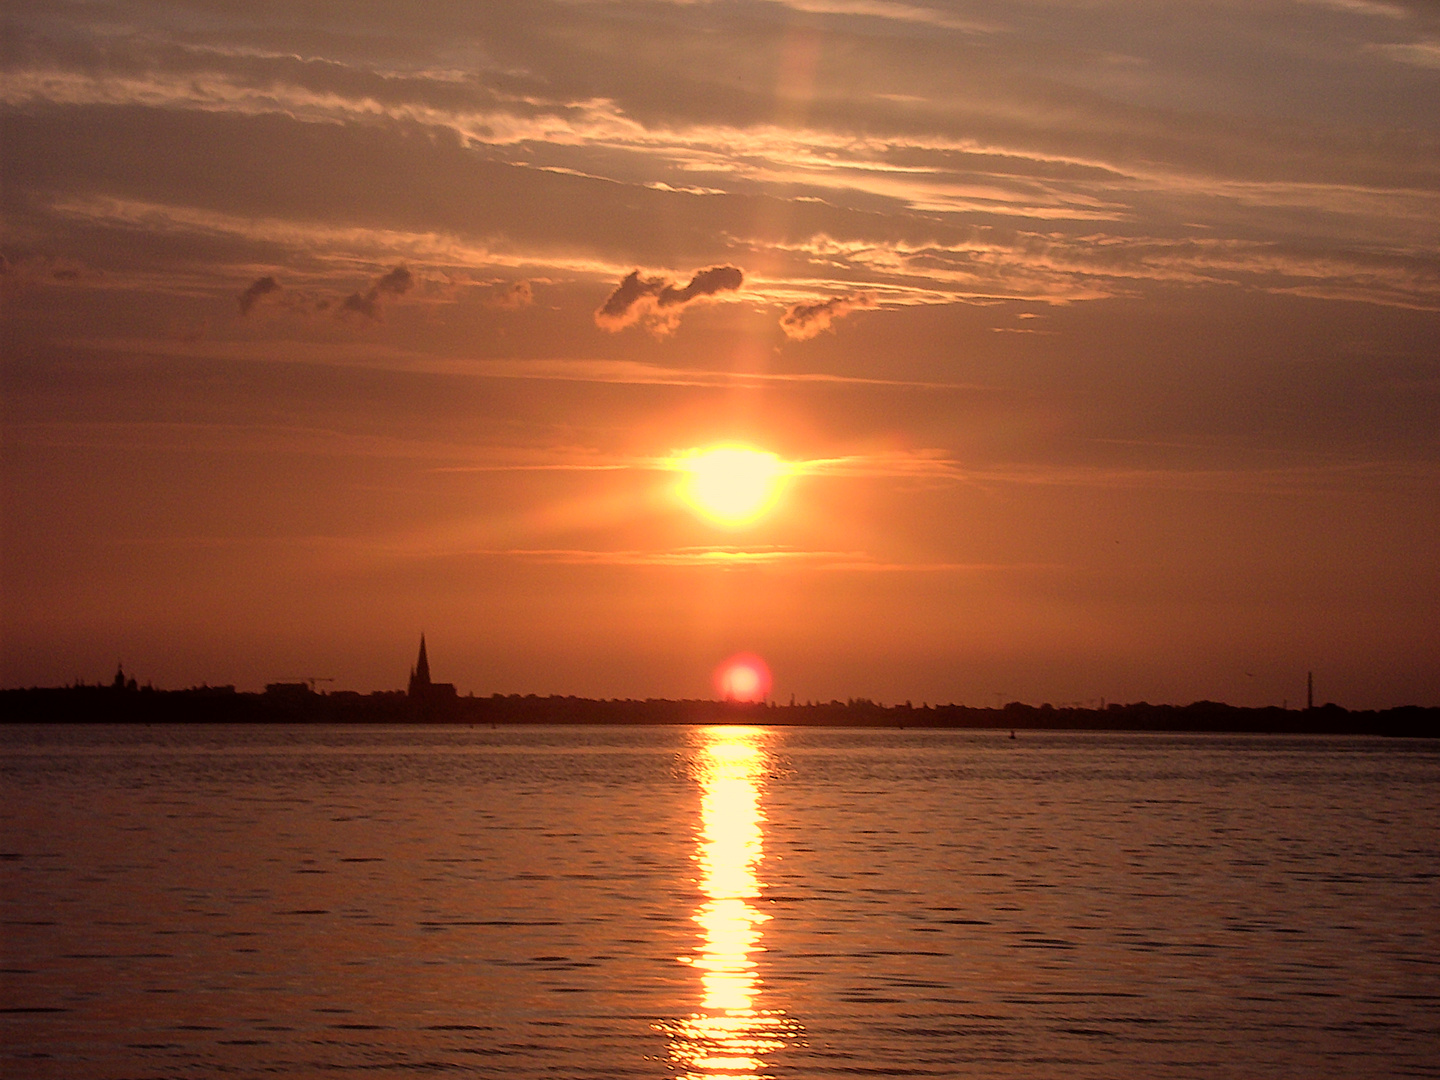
7,643 -> 1434,735
2,682 -> 1436,737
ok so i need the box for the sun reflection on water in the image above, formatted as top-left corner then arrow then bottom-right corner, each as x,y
660,726 -> 799,1079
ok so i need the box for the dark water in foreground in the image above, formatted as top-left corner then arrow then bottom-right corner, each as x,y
2,725 -> 1437,1079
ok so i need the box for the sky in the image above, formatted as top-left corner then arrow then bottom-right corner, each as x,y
3,0 -> 1438,708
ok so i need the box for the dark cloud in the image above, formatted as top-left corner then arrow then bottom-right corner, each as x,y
486,279 -> 534,309
657,265 -> 744,308
340,291 -> 379,319
596,270 -> 664,326
238,275 -> 281,315
340,264 -> 414,321
595,265 -> 743,333
0,253 -> 89,293
237,266 -> 416,320
780,292 -> 878,340
374,265 -> 414,295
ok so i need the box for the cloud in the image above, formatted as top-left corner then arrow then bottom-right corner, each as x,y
769,0 -> 1000,33
657,264 -> 744,307
0,253 -> 90,293
60,338 -> 988,389
1297,0 -> 1409,18
374,264 -> 414,294
1372,40 -> 1440,68
398,545 -> 1030,573
596,270 -> 663,326
237,274 -> 281,314
239,266 -> 420,320
9,4 -> 1440,324
340,264 -> 414,320
780,291 -> 877,340
595,264 -> 743,333
485,279 -> 534,309
340,293 -> 380,318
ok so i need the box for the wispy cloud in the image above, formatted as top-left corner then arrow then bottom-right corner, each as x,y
23,48 -> 1440,313
13,35 -> 1435,236
433,545 -> 1037,572
1297,0 -> 1410,19
790,450 -> 968,480
765,0 -> 1001,33
52,185 -> 1430,316
57,338 -> 991,390
438,447 -> 974,486
965,460 -> 1440,496
43,195 -> 634,283
1370,39 -> 1440,67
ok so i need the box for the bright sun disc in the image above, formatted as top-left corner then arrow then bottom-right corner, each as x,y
715,653 -> 772,703
678,446 -> 786,527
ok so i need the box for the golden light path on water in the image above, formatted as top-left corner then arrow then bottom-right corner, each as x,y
661,727 -> 800,1079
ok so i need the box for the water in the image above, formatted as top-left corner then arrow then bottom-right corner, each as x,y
2,724 -> 1437,1078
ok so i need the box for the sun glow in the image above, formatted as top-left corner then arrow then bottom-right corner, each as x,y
715,654 -> 772,703
676,446 -> 787,527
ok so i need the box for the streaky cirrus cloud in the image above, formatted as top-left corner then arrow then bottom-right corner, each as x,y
780,291 -> 878,340
595,265 -> 744,334
433,546 -> 1023,571
1297,0 -> 1409,18
1372,39 -> 1440,67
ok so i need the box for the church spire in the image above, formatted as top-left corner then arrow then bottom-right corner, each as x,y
405,633 -> 456,710
409,634 -> 431,696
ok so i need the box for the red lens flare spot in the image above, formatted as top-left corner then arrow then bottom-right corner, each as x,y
714,653 -> 772,703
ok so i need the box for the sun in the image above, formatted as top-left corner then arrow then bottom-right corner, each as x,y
715,653 -> 772,703
676,445 -> 787,527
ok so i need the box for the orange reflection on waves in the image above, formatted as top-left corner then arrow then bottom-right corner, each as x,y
663,726 -> 797,1080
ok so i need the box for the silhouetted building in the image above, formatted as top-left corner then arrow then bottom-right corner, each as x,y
264,682 -> 313,700
112,663 -> 137,692
408,635 -> 456,703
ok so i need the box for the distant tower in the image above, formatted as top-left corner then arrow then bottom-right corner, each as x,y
1307,671 -> 1314,711
113,662 -> 126,690
409,634 -> 431,696
406,633 -> 456,709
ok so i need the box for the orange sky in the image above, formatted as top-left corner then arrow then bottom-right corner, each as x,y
3,1 -> 1438,707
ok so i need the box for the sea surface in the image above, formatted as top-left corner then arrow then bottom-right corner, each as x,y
2,723 -> 1437,1079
